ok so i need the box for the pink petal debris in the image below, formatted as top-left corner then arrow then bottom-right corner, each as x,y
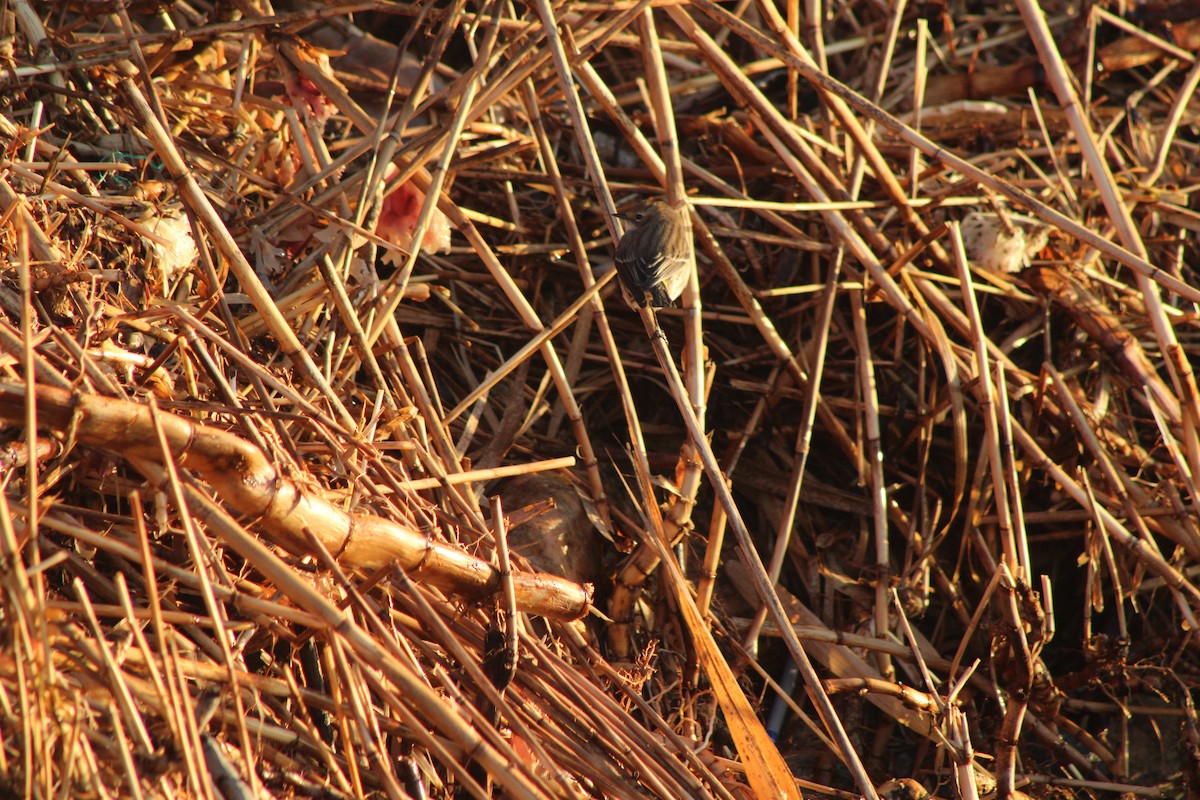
375,166 -> 452,262
283,68 -> 335,126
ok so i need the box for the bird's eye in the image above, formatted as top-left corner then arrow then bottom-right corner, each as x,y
633,213 -> 645,223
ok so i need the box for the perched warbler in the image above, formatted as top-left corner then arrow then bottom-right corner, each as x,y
614,200 -> 692,308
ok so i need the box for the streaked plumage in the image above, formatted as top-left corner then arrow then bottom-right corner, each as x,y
614,200 -> 692,308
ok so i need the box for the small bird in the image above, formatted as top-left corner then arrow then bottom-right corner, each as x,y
614,199 -> 692,308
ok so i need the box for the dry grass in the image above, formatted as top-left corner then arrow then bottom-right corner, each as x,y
2,0 -> 1199,798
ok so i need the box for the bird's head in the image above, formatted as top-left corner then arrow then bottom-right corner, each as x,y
617,199 -> 676,226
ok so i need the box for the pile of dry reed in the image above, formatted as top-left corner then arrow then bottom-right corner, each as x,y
2,0 -> 1199,797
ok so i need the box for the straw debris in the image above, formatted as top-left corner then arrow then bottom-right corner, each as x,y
1,1 -> 1199,798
